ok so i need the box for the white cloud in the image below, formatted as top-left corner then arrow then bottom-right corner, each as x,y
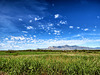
29,20 -> 32,23
22,31 -> 28,33
69,26 -> 73,29
72,34 -> 81,38
84,28 -> 89,31
1,35 -> 100,50
24,34 -> 27,36
54,14 -> 59,18
5,38 -> 9,40
43,39 -> 87,46
48,23 -> 53,26
13,45 -> 20,48
35,17 -> 38,21
33,35 -> 36,38
0,43 -> 5,46
60,20 -> 67,24
48,33 -> 51,35
47,27 -> 50,30
26,26 -> 33,30
77,34 -> 81,37
54,30 -> 61,35
39,25 -> 45,29
18,18 -> 23,21
34,17 -> 43,21
11,36 -> 25,41
95,26 -> 97,28
77,27 -> 80,29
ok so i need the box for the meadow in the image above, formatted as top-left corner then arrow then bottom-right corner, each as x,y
0,50 -> 100,75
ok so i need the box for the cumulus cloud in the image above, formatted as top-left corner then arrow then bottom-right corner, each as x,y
60,20 -> 67,24
0,35 -> 100,50
54,14 -> 59,18
48,23 -> 53,26
69,26 -> 73,29
26,26 -> 33,30
22,31 -> 28,33
5,38 -> 9,40
29,20 -> 32,23
33,35 -> 36,38
11,36 -> 25,41
48,33 -> 51,35
95,26 -> 97,28
34,17 -> 43,21
18,18 -> 23,21
77,27 -> 80,29
0,0 -> 47,34
54,30 -> 61,35
1,35 -> 100,50
72,34 -> 81,38
84,28 -> 89,31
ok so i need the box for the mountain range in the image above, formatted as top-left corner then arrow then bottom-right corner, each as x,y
43,45 -> 100,50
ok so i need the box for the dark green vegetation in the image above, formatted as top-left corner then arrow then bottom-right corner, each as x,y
0,50 -> 100,75
0,50 -> 100,55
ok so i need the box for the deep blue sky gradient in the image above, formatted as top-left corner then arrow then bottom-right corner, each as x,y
0,0 -> 100,50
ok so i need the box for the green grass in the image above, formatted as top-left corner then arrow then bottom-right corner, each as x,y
0,51 -> 61,55
0,50 -> 100,75
0,50 -> 100,55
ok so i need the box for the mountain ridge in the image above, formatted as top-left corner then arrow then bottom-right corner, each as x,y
43,45 -> 100,50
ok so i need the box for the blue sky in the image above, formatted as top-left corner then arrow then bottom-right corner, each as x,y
0,0 -> 100,50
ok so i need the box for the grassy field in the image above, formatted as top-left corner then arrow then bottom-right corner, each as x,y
0,50 -> 100,75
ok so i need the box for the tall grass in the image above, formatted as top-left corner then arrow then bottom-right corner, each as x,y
0,54 -> 100,75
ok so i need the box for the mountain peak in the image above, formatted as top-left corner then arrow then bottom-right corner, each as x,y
47,45 -> 97,50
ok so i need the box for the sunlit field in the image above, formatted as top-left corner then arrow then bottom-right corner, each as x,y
0,50 -> 100,75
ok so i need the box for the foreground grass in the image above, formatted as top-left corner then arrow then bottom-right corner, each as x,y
0,50 -> 100,75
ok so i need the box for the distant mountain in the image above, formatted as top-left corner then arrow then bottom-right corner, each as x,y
95,47 -> 100,49
43,45 -> 100,50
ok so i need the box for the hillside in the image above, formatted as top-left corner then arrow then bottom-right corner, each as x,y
45,45 -> 98,50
